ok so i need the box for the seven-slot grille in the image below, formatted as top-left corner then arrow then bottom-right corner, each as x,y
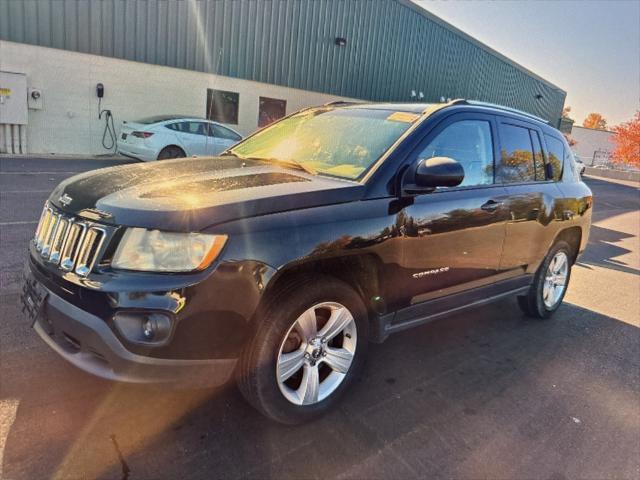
33,203 -> 107,277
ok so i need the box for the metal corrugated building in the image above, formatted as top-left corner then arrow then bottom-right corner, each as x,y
0,0 -> 565,124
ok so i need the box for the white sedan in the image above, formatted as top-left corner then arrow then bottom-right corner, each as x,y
117,115 -> 243,161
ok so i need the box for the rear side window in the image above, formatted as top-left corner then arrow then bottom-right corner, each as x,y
544,135 -> 564,181
564,146 -> 580,182
166,121 -> 208,136
498,124 -> 535,183
417,119 -> 494,187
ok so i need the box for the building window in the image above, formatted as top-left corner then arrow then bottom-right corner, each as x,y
258,97 -> 287,128
206,89 -> 239,125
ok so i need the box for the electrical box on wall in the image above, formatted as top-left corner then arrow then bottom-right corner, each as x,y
0,71 -> 28,125
28,88 -> 43,110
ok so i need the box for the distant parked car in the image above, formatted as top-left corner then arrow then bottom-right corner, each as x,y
574,158 -> 586,175
117,115 -> 243,161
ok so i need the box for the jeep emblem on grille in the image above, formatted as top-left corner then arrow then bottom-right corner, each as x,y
58,193 -> 73,206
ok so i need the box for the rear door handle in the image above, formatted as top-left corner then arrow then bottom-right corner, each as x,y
481,199 -> 503,212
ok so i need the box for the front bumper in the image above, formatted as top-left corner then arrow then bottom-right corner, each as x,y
23,268 -> 237,388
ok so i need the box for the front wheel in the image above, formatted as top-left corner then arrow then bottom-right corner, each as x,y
518,240 -> 573,319
237,275 -> 368,424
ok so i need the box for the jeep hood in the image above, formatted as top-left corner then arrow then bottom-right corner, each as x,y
49,157 -> 364,231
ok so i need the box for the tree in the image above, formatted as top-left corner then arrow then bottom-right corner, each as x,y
611,112 -> 640,168
583,113 -> 607,130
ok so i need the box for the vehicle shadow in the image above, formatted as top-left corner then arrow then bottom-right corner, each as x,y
576,224 -> 639,276
2,299 -> 638,480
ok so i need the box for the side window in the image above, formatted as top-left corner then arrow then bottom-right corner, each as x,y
498,124 -> 535,183
166,122 -> 193,133
564,146 -> 580,182
544,134 -> 564,181
530,130 -> 547,181
189,122 -> 207,136
213,125 -> 242,141
417,120 -> 494,187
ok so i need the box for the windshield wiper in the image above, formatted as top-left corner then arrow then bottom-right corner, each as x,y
221,152 -> 317,175
267,158 -> 317,175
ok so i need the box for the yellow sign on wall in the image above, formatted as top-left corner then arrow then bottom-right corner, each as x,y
0,88 -> 12,96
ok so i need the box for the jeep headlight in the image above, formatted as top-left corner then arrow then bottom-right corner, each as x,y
112,228 -> 227,272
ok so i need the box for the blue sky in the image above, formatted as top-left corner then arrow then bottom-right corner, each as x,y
415,0 -> 640,127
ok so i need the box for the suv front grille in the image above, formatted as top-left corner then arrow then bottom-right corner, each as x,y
34,204 -> 108,277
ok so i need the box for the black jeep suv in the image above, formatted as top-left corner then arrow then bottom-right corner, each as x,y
22,100 -> 592,424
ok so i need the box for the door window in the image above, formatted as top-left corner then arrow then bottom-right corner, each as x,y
498,124 -> 536,183
544,134 -> 564,181
213,125 -> 242,141
417,120 -> 494,187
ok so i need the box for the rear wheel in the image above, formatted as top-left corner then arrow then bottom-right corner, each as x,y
237,275 -> 368,424
157,145 -> 186,160
518,240 -> 572,319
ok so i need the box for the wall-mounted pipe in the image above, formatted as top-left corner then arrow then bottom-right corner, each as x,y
20,125 -> 27,153
0,124 -> 27,154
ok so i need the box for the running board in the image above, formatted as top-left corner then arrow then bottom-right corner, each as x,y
371,276 -> 532,342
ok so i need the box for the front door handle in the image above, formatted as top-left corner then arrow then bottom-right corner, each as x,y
481,199 -> 503,212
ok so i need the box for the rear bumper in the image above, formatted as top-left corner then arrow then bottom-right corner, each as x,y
116,140 -> 157,161
29,282 -> 237,388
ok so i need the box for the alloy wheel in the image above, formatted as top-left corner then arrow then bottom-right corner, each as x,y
276,302 -> 357,406
543,251 -> 569,308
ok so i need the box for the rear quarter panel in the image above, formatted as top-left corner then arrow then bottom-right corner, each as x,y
555,179 -> 593,255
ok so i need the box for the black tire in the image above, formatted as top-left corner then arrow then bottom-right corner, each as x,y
157,145 -> 186,160
237,275 -> 369,424
518,240 -> 573,319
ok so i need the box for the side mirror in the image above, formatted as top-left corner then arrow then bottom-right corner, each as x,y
402,157 -> 464,195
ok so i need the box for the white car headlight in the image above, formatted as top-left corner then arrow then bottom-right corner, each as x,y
112,228 -> 227,272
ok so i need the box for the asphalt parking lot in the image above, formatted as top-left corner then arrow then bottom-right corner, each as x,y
1,157 -> 638,480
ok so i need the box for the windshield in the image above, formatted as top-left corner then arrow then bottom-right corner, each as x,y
230,107 -> 418,179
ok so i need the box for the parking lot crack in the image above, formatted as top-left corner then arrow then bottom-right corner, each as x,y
110,434 -> 131,480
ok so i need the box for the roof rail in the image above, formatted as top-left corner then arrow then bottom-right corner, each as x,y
463,100 -> 550,124
421,98 -> 467,115
322,100 -> 361,107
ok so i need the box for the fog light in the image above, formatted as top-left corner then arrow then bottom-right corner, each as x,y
142,318 -> 155,339
113,311 -> 173,346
